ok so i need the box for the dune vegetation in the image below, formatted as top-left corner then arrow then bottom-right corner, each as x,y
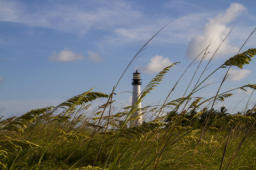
1,27 -> 256,170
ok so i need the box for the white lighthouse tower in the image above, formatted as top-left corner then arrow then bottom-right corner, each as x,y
130,70 -> 143,127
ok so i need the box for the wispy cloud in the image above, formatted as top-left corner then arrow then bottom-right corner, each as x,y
49,50 -> 103,63
49,50 -> 84,62
0,76 -> 3,82
165,0 -> 202,13
238,88 -> 253,95
0,0 -> 142,34
143,55 -> 172,73
87,51 -> 102,63
187,3 -> 246,59
227,69 -> 250,81
0,0 -> 252,49
111,13 -> 210,45
0,0 -> 211,45
0,99 -> 63,117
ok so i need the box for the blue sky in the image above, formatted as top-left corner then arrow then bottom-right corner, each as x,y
0,0 -> 256,117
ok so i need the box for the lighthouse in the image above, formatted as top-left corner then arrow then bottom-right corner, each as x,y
130,70 -> 143,127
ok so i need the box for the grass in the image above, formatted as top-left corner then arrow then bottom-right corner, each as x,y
1,111 -> 256,169
1,27 -> 256,169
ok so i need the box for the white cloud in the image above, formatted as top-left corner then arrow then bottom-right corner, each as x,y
187,3 -> 246,59
0,76 -> 3,82
227,69 -> 250,81
144,55 -> 172,73
50,50 -> 84,62
87,51 -> 102,62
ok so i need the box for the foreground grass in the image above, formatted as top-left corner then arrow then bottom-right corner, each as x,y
1,110 -> 256,169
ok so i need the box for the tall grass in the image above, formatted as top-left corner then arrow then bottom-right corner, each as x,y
1,27 -> 256,169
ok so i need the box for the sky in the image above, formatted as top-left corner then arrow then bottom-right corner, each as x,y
0,0 -> 256,117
